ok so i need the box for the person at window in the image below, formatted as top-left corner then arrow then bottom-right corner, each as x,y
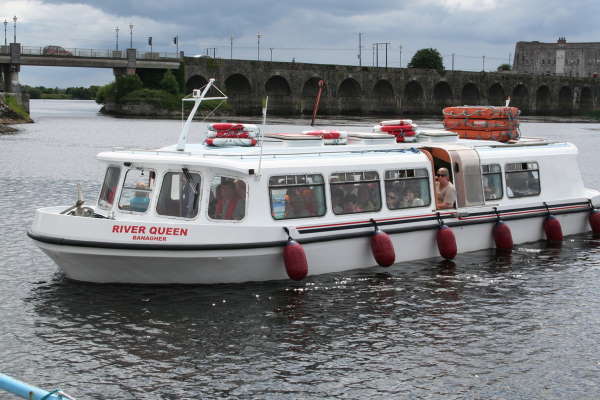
130,182 -> 150,212
401,185 -> 425,208
357,185 -> 376,211
331,188 -> 345,214
213,181 -> 243,220
435,168 -> 456,209
386,190 -> 400,209
343,193 -> 360,213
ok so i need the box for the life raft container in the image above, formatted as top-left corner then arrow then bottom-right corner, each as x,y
443,118 -> 519,131
443,106 -> 520,120
302,130 -> 348,145
451,129 -> 519,142
208,123 -> 259,132
206,130 -> 258,139
205,138 -> 257,147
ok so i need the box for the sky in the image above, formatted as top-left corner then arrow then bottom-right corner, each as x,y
0,0 -> 598,88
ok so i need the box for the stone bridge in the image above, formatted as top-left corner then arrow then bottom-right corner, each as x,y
185,57 -> 600,116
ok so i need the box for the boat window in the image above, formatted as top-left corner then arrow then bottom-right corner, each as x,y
98,166 -> 121,210
156,171 -> 201,218
208,177 -> 247,221
269,174 -> 326,220
505,162 -> 541,198
330,171 -> 381,215
384,168 -> 431,210
118,168 -> 156,213
481,164 -> 503,201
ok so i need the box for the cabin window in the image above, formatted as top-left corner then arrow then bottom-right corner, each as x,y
384,168 -> 430,210
330,171 -> 381,215
118,168 -> 156,213
98,166 -> 121,210
269,174 -> 326,220
505,162 -> 541,198
481,164 -> 503,201
156,170 -> 201,218
208,177 -> 246,221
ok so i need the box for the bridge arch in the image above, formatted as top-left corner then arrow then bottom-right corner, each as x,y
225,73 -> 254,114
580,86 -> 593,113
186,75 -> 208,93
535,85 -> 551,114
461,83 -> 480,105
403,80 -> 424,113
511,84 -> 529,114
558,86 -> 573,114
433,81 -> 453,109
488,83 -> 505,106
338,77 -> 362,114
373,79 -> 395,114
265,75 -> 291,96
265,75 -> 293,115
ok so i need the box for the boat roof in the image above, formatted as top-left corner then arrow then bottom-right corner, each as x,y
96,129 -> 574,174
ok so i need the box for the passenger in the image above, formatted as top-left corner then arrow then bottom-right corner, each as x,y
212,181 -> 243,220
234,180 -> 247,214
386,185 -> 401,209
483,175 -> 501,200
357,185 -> 377,211
300,188 -> 318,216
343,193 -> 360,213
401,187 -> 425,208
130,182 -> 150,212
435,167 -> 456,209
331,187 -> 345,214
286,188 -> 307,218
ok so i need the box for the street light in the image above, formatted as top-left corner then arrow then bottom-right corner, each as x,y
12,16 -> 17,44
129,23 -> 134,48
3,20 -> 7,46
256,32 -> 261,60
114,27 -> 119,51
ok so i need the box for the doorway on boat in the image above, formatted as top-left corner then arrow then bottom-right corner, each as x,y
420,147 -> 484,210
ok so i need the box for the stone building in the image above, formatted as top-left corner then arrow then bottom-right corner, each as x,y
514,38 -> 600,77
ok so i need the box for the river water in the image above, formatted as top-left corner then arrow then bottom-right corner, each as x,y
2,100 -> 600,399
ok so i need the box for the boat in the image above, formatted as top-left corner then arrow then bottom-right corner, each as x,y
28,80 -> 600,284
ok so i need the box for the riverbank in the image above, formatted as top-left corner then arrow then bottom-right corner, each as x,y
0,95 -> 33,133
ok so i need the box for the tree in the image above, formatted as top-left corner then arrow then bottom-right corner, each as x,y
408,48 -> 444,72
160,70 -> 180,95
115,74 -> 143,100
497,63 -> 512,71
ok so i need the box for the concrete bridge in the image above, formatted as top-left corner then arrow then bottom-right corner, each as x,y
0,43 -> 180,93
185,58 -> 600,116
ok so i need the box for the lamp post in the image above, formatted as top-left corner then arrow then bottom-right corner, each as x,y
12,16 -> 17,44
129,23 -> 134,48
257,32 -> 261,61
114,27 -> 119,51
3,20 -> 7,46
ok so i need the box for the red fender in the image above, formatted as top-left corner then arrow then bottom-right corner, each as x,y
589,210 -> 600,235
493,221 -> 513,250
437,225 -> 457,260
543,215 -> 563,242
283,239 -> 308,281
371,228 -> 395,267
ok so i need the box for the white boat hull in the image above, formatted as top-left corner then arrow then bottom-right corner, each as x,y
31,209 -> 591,284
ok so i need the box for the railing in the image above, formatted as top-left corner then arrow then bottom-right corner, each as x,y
0,45 -> 8,55
19,46 -> 180,60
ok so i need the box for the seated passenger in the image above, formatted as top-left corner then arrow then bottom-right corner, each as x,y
331,188 -> 345,214
386,190 -> 400,209
401,187 -> 424,208
435,168 -> 456,209
212,181 -> 244,220
130,182 -> 150,212
343,193 -> 360,213
357,185 -> 377,211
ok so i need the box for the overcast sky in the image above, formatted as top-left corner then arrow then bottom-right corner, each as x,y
0,0 -> 596,88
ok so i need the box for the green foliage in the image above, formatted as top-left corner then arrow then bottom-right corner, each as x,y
4,95 -> 30,120
96,82 -> 116,104
408,48 -> 444,72
160,70 -> 180,95
121,88 -> 180,110
21,85 -> 99,100
136,69 -> 165,89
115,74 -> 143,100
585,110 -> 600,120
497,64 -> 512,71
